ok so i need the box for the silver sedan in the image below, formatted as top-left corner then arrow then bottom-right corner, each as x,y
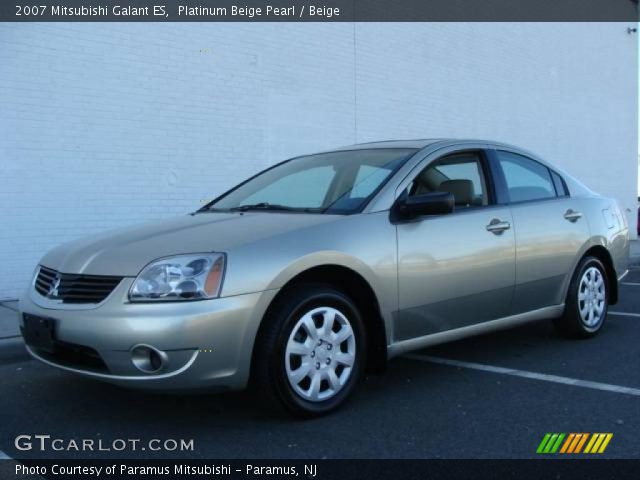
19,139 -> 630,416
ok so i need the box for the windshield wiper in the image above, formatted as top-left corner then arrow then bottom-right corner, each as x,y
229,202 -> 297,212
194,207 -> 227,214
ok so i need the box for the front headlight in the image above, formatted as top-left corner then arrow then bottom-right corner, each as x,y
129,253 -> 225,302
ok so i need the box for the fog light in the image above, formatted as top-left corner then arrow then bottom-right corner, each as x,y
131,344 -> 168,373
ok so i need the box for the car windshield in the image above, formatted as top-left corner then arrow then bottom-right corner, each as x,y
205,148 -> 417,214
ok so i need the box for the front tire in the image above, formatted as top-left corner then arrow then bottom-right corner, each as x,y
252,284 -> 366,417
555,256 -> 609,338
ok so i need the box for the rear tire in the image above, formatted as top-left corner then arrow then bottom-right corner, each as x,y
554,256 -> 608,338
252,284 -> 366,417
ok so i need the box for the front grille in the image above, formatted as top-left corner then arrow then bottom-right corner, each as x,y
34,265 -> 123,304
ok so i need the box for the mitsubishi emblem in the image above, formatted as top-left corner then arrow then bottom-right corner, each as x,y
48,275 -> 61,298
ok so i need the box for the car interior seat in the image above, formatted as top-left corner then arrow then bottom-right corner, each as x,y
436,179 -> 475,207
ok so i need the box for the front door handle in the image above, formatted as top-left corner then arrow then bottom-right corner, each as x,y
486,218 -> 511,235
564,209 -> 583,222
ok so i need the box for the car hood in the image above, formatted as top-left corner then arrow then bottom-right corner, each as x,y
40,212 -> 340,276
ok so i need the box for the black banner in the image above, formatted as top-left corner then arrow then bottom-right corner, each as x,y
0,0 -> 638,22
1,459 -> 640,480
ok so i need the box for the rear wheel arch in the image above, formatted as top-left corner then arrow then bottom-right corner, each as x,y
251,264 -> 388,377
580,245 -> 618,305
555,254 -> 609,338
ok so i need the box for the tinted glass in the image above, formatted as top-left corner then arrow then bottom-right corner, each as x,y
209,148 -> 416,214
497,151 -> 555,202
409,152 -> 488,207
551,171 -> 568,197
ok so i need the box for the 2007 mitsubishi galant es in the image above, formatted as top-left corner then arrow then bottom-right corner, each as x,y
20,139 -> 629,416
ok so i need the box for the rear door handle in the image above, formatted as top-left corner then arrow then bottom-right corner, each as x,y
486,218 -> 511,235
564,209 -> 583,222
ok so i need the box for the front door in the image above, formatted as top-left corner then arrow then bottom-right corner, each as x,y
395,150 -> 516,341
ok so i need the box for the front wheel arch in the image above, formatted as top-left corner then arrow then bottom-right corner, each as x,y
251,265 -> 388,381
250,283 -> 366,415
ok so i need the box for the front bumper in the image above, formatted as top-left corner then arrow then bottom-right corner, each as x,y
19,278 -> 278,391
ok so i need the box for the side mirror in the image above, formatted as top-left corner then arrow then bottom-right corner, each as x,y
392,191 -> 455,221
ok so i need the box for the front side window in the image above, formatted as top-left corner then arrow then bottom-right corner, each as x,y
408,152 -> 489,208
207,148 -> 416,214
497,151 -> 556,203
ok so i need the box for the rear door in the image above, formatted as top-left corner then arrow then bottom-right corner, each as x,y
489,149 -> 590,314
394,147 -> 516,340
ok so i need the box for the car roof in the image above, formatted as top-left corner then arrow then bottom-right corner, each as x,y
315,139 -> 554,164
333,139 -> 444,151
330,138 -> 532,152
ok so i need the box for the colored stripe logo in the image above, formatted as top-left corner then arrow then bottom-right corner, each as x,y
537,433 -> 613,454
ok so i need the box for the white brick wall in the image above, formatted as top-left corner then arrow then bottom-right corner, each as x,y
0,23 -> 637,299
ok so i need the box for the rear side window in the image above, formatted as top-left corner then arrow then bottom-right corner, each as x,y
496,151 -> 556,203
551,171 -> 569,197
